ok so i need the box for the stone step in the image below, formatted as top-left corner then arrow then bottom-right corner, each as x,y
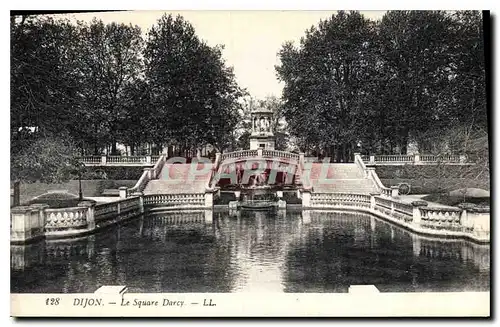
143,163 -> 213,194
306,163 -> 364,179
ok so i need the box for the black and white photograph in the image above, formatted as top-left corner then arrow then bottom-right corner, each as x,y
9,8 -> 491,317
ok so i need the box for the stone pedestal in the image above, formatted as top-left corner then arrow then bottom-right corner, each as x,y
366,167 -> 376,180
301,189 -> 311,208
144,168 -> 153,180
131,192 -> 144,213
391,186 -> 399,198
78,201 -> 96,230
119,187 -> 128,199
276,190 -> 283,199
28,203 -> 49,233
302,210 -> 311,224
205,189 -> 214,208
278,200 -> 287,209
412,201 -> 428,227
204,210 -> 213,224
11,206 -> 38,243
369,192 -> 380,210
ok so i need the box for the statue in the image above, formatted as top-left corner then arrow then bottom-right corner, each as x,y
264,116 -> 270,132
259,117 -> 266,132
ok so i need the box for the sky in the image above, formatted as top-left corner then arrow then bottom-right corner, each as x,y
57,10 -> 386,99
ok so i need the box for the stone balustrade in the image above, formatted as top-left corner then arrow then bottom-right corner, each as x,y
219,149 -> 300,162
143,193 -> 206,209
361,153 -> 467,165
418,207 -> 463,232
262,149 -> 300,161
220,150 -> 259,161
79,155 -> 157,166
80,156 -> 101,164
311,193 -> 371,208
11,195 -> 143,243
302,189 -> 488,243
44,206 -> 89,232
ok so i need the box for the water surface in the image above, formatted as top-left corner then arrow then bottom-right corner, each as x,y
11,210 -> 490,293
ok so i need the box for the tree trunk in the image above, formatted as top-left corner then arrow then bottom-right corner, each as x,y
111,141 -> 117,155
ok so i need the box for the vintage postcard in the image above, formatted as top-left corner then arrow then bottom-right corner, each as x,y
10,9 -> 490,317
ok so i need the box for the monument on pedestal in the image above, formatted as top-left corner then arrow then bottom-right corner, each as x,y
249,105 -> 275,150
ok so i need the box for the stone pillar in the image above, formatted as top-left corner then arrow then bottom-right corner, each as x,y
146,155 -> 152,164
460,209 -> 469,231
297,189 -> 302,199
369,192 -> 379,211
391,185 -> 399,198
278,200 -> 287,209
369,155 -> 375,164
257,148 -> 263,157
144,168 -> 152,180
101,155 -> 107,165
215,152 -> 221,164
412,234 -> 421,257
459,154 -> 467,163
414,153 -> 420,164
205,189 -> 214,208
302,210 -> 311,224
11,206 -> 35,243
204,210 -> 213,224
132,192 -> 144,213
301,189 -> 311,208
29,203 -> 49,235
276,190 -> 283,199
299,152 -> 305,163
234,191 -> 241,201
119,187 -> 128,199
78,200 -> 95,230
11,245 -> 28,271
412,201 -> 428,227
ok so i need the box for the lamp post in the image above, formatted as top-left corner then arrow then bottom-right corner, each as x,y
74,161 -> 85,201
78,167 -> 83,201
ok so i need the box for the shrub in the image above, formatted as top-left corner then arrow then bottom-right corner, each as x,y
28,191 -> 96,208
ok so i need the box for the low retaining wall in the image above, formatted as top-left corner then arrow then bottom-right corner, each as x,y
10,191 -> 215,244
11,187 -> 490,244
302,192 -> 490,243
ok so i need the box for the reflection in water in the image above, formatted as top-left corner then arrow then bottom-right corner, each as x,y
11,210 -> 490,293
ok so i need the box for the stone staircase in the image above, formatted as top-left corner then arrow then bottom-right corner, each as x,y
304,163 -> 377,194
143,163 -> 213,195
